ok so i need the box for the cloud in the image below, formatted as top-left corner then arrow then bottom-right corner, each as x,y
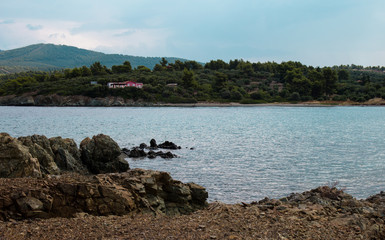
26,24 -> 43,31
0,19 -> 14,24
0,18 -> 172,57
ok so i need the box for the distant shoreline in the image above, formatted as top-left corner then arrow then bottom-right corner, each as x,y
0,93 -> 384,107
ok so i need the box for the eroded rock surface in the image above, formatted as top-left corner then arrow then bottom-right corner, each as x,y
0,133 -> 42,178
0,169 -> 208,220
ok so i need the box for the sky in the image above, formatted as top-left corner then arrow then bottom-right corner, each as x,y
1,0 -> 385,67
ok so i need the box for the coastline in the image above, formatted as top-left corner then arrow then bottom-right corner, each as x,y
0,93 -> 384,107
1,132 -> 384,239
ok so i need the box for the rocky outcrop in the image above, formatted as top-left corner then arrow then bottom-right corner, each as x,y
0,133 -> 42,178
0,133 -> 129,177
80,134 -> 129,174
0,169 -> 208,220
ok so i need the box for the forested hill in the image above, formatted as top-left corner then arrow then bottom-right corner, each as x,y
0,44 -> 187,73
0,59 -> 384,105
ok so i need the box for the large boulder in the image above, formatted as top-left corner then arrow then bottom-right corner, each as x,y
0,133 -> 42,178
18,135 -> 60,175
49,137 -> 88,174
80,134 -> 129,174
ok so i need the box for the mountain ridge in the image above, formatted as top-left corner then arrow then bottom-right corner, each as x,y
0,43 -> 189,73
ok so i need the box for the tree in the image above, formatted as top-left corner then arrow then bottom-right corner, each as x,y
322,67 -> 337,95
213,72 -> 228,90
136,65 -> 151,72
81,66 -> 92,76
182,68 -> 197,88
112,61 -> 132,73
204,59 -> 229,70
90,62 -> 107,75
160,57 -> 168,67
338,69 -> 349,80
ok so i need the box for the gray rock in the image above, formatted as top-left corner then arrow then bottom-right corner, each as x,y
80,134 -> 129,174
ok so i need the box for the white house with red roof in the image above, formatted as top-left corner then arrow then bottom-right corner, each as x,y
107,81 -> 143,89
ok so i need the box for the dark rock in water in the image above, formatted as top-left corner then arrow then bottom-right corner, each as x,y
143,150 -> 177,159
80,134 -> 129,174
128,148 -> 147,158
122,139 -> 180,159
121,147 -> 130,156
148,150 -> 157,159
157,151 -> 177,159
158,141 -> 181,150
150,139 -> 157,148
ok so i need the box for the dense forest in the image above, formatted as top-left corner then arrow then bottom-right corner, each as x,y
0,58 -> 384,104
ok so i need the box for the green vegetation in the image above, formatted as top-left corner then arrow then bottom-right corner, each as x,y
0,59 -> 384,104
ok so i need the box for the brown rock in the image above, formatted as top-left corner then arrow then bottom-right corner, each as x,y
18,135 -> 60,175
0,133 -> 42,178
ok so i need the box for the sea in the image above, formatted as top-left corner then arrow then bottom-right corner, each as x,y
1,106 -> 384,203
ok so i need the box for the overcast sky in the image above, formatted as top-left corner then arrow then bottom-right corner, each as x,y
1,0 -> 385,66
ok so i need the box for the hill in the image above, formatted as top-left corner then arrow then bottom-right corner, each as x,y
0,43 -> 188,73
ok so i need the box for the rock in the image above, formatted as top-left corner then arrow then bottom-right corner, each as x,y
0,133 -> 42,178
158,141 -> 181,150
139,143 -> 147,149
156,151 -> 177,159
147,150 -> 157,159
49,137 -> 87,174
18,135 -> 60,175
188,183 -> 209,204
0,169 -> 208,220
150,139 -> 157,148
128,148 -> 147,158
80,134 -> 129,174
49,137 -> 81,161
16,197 -> 44,212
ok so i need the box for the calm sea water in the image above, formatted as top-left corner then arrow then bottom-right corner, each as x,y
1,106 -> 384,203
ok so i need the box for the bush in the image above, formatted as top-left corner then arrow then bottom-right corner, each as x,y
332,95 -> 347,101
289,92 -> 301,101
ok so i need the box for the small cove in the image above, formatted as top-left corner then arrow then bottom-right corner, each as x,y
1,106 -> 384,203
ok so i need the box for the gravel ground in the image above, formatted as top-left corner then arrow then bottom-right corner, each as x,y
1,200 -> 383,240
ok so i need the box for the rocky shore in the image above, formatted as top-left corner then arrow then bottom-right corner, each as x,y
0,185 -> 384,239
0,133 -> 384,239
1,93 -> 385,107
